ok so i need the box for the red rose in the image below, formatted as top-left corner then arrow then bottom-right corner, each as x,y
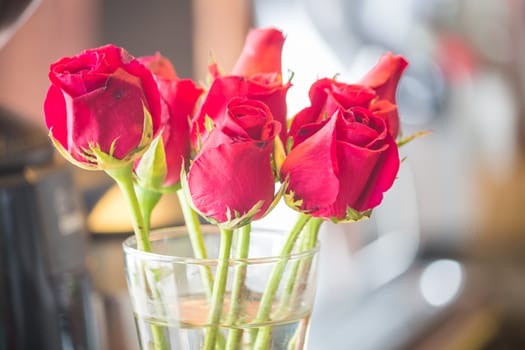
44,44 -> 161,170
281,103 -> 399,220
359,52 -> 408,138
191,28 -> 290,146
137,53 -> 203,187
188,98 -> 281,225
289,53 -> 407,140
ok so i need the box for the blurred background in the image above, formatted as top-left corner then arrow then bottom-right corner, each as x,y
2,0 -> 525,349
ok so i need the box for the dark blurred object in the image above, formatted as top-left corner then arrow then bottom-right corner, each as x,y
0,108 -> 98,350
0,106 -> 51,172
1,1 -> 97,349
0,0 -> 40,48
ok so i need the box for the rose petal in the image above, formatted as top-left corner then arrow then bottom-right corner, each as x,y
44,85 -> 69,150
354,138 -> 399,211
191,75 -> 289,145
359,52 -> 408,137
232,28 -> 285,77
69,74 -> 147,160
188,141 -> 275,222
281,116 -> 339,212
313,140 -> 381,218
159,78 -> 203,185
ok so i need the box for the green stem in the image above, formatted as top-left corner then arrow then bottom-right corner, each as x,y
176,189 -> 214,299
286,218 -> 323,350
225,224 -> 251,350
106,165 -> 151,252
306,218 -> 323,247
252,214 -> 311,350
203,227 -> 233,350
278,218 -> 322,316
135,186 -> 162,234
106,165 -> 167,349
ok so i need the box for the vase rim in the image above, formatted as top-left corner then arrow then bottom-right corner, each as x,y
122,224 -> 320,265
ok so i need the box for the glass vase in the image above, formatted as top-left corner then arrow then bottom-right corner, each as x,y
122,225 -> 320,350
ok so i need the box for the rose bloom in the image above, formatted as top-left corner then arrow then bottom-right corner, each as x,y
289,53 -> 407,140
44,44 -> 161,170
281,53 -> 408,220
282,106 -> 399,220
188,98 -> 281,224
136,53 -> 203,187
191,27 -> 290,147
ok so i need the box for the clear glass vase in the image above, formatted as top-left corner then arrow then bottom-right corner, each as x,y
122,225 -> 320,350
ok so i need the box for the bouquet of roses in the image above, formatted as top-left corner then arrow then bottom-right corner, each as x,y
43,27 -> 418,350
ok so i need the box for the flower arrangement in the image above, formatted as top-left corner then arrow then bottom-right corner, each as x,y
43,27 -> 420,350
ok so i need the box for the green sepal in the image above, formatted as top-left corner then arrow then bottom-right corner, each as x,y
272,136 -> 286,178
281,177 -> 372,223
48,130 -> 99,171
131,103 -> 155,158
134,133 -> 167,192
204,114 -> 215,134
258,181 -> 287,220
281,177 -> 304,212
397,130 -> 431,148
49,104 -> 155,171
215,201 -> 263,230
285,135 -> 294,154
330,207 -> 372,224
88,103 -> 155,170
286,69 -> 295,85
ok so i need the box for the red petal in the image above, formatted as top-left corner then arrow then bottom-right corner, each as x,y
281,116 -> 339,212
232,28 -> 285,77
370,99 -> 398,138
188,142 -> 275,223
313,140 -> 381,218
160,78 -> 203,186
191,75 -> 289,146
359,52 -> 408,103
69,74 -> 147,160
122,58 -> 162,134
138,53 -> 179,79
359,52 -> 408,137
355,138 -> 399,211
44,85 -> 68,150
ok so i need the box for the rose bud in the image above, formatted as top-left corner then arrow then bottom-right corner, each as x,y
135,53 -> 203,189
231,27 -> 285,77
187,98 -> 281,227
359,52 -> 408,138
44,44 -> 161,170
191,28 -> 290,147
281,105 -> 400,221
